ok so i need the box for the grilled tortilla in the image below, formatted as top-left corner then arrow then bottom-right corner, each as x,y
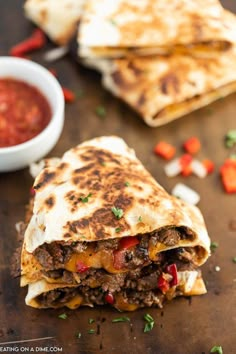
78,0 -> 236,58
24,0 -> 85,45
83,46 -> 236,127
21,136 -> 210,310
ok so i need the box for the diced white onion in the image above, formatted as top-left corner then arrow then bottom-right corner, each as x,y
43,46 -> 68,62
178,271 -> 198,292
164,158 -> 182,177
191,159 -> 207,178
171,183 -> 200,205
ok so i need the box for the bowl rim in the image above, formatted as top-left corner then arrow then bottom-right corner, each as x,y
0,56 -> 64,154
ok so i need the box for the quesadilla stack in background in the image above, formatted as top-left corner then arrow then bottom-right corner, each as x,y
77,0 -> 236,126
24,0 -> 236,126
20,136 -> 211,310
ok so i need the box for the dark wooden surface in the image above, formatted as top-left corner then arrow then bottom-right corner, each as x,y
0,1 -> 236,353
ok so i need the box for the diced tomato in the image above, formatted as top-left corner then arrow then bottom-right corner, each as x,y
113,249 -> 126,270
154,141 -> 176,160
166,263 -> 178,286
220,159 -> 236,193
105,292 -> 115,305
183,137 -> 201,154
62,87 -> 75,103
202,159 -> 215,174
119,236 -> 139,249
157,274 -> 170,294
76,261 -> 90,273
10,29 -> 46,57
179,154 -> 193,176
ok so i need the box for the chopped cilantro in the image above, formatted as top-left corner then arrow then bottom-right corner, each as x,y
138,216 -> 142,222
58,313 -> 67,320
109,19 -> 117,26
76,89 -> 84,98
80,193 -> 92,203
232,257 -> 236,263
115,227 -> 121,233
143,313 -> 155,333
210,345 -> 223,354
76,332 -> 82,339
124,181 -> 130,187
225,129 -> 236,148
111,207 -> 124,219
88,329 -> 95,334
95,105 -> 106,118
88,318 -> 95,324
100,161 -> 107,166
210,242 -> 219,252
112,317 -> 130,323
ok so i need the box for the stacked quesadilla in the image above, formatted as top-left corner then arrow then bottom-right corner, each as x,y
24,0 -> 236,126
20,136 -> 211,310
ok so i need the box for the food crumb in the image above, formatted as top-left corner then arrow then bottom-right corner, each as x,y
215,266 -> 221,272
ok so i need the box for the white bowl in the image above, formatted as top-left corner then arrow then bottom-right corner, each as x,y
0,57 -> 65,172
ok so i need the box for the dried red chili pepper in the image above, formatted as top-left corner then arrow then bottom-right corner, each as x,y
10,29 -> 46,57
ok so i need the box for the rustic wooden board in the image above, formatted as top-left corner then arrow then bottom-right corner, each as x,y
0,1 -> 236,353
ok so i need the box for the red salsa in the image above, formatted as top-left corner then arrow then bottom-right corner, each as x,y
0,78 -> 51,147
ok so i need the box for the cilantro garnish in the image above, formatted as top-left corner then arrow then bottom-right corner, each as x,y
210,345 -> 223,354
76,332 -> 82,339
80,193 -> 92,203
232,257 -> 236,263
124,182 -> 130,187
225,130 -> 236,148
143,313 -> 155,333
58,313 -> 67,320
210,242 -> 219,252
112,317 -> 130,323
138,216 -> 142,222
88,329 -> 95,334
95,105 -> 106,118
115,227 -> 121,233
88,318 -> 95,324
111,207 -> 124,219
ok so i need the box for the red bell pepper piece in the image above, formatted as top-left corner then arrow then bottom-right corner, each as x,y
62,87 -> 75,103
154,141 -> 176,160
119,236 -> 139,249
113,249 -> 126,270
202,159 -> 215,174
183,137 -> 201,154
179,154 -> 193,176
166,263 -> 178,286
10,29 -> 46,57
76,261 -> 90,273
157,274 -> 170,294
105,292 -> 115,305
220,159 -> 236,193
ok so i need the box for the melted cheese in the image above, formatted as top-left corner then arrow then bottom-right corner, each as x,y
65,246 -> 124,274
65,295 -> 83,309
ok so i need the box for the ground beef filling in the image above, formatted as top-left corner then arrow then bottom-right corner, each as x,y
33,226 -> 195,271
33,227 -> 198,308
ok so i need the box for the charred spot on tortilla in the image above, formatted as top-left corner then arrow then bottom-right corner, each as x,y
160,73 -> 180,95
44,195 -> 56,209
34,170 -> 56,190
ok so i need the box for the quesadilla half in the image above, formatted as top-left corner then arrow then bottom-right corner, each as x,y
24,0 -> 85,45
83,46 -> 236,127
20,136 -> 210,310
78,0 -> 236,58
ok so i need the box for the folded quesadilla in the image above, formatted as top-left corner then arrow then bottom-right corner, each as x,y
24,0 -> 85,45
20,136 -> 210,310
83,46 -> 236,127
78,0 -> 236,58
